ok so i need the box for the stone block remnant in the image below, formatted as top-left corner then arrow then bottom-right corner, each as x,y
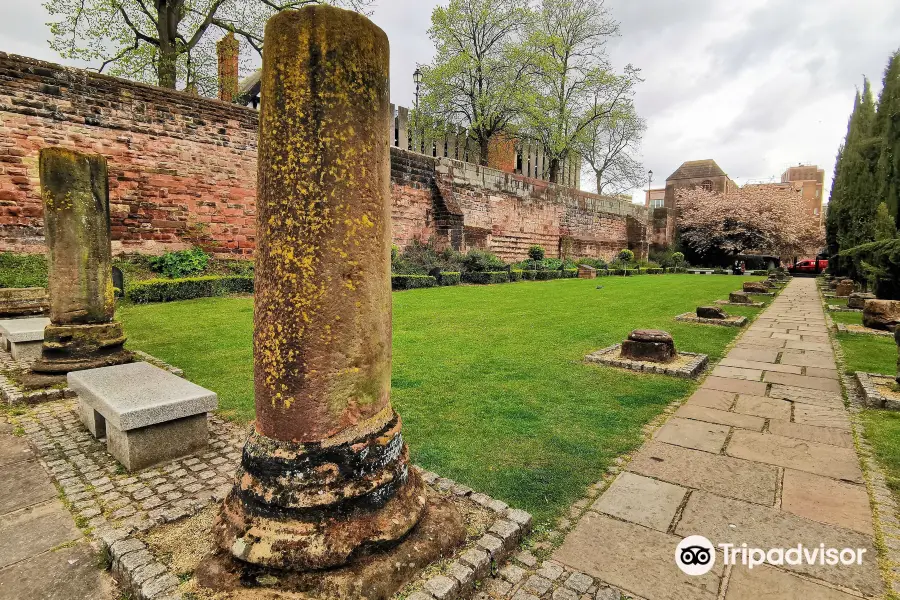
730,291 -> 753,304
32,148 -> 131,374
743,282 -> 769,294
836,279 -> 856,297
697,306 -> 727,319
849,292 -> 876,310
864,300 -> 900,332
210,5 -> 441,577
0,288 -> 49,318
621,329 -> 676,363
578,264 -> 597,279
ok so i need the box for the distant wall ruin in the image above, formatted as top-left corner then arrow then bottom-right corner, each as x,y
0,52 -> 646,261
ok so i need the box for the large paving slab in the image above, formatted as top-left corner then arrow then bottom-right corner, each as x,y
676,491 -> 880,596
767,420 -> 854,448
701,376 -> 768,396
555,512 -> 723,600
684,389 -> 735,411
591,472 -> 686,532
733,395 -> 791,420
0,500 -> 81,569
726,430 -> 863,483
674,405 -> 764,431
781,469 -> 873,535
793,404 -> 851,431
628,441 -> 777,505
0,434 -> 35,467
0,541 -> 115,600
0,459 -> 57,514
768,384 -> 844,409
654,417 -> 730,453
763,372 -> 842,393
725,564 -> 864,600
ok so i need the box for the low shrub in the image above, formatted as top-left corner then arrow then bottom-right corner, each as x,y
392,274 -> 437,290
528,245 -> 546,261
510,269 -> 524,282
126,275 -> 253,303
0,252 -> 48,288
437,272 -> 461,286
148,247 -> 210,279
575,257 -> 607,270
535,270 -> 561,281
462,271 -> 510,284
462,249 -> 506,273
520,270 -> 538,280
612,269 -> 634,276
561,269 -> 578,278
712,268 -> 729,275
750,270 -> 769,276
647,268 -> 664,274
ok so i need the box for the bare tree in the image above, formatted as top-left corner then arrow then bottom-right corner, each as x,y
579,99 -> 645,195
44,0 -> 372,94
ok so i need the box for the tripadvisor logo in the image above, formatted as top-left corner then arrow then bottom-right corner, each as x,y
675,535 -> 868,576
676,536 -> 715,576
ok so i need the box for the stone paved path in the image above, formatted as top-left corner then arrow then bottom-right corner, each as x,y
0,416 -> 115,600
550,278 -> 883,600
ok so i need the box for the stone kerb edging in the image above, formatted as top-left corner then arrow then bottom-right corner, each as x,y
829,315 -> 900,597
95,466 -> 533,600
856,371 -> 900,410
835,323 -> 895,337
674,313 -> 747,327
585,344 -> 709,378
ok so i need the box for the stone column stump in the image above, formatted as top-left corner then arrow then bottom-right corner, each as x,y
697,306 -> 727,319
836,279 -> 856,297
32,148 -> 131,374
211,6 -> 435,576
621,329 -> 676,363
730,291 -> 753,304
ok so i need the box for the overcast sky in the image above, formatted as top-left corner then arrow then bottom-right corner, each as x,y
1,0 -> 899,203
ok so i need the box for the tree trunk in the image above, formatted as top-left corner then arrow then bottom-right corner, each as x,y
156,1 -> 179,89
479,136 -> 490,167
596,172 -> 603,195
548,158 -> 560,184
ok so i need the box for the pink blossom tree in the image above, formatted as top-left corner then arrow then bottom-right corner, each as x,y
676,184 -> 825,261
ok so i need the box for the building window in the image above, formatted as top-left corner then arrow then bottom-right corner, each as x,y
650,199 -> 665,209
700,180 -> 714,191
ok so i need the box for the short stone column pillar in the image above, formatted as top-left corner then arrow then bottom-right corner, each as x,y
213,6 -> 425,571
32,148 -> 130,373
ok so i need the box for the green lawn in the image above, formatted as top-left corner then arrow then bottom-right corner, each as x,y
830,311 -> 862,325
117,275 -> 762,524
836,330 -> 896,376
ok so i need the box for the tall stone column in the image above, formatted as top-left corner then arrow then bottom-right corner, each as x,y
214,6 -> 425,571
32,148 -> 130,374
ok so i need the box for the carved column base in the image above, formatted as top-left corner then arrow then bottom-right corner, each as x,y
213,411 -> 427,571
31,322 -> 132,374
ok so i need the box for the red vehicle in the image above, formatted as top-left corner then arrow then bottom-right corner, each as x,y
790,258 -> 828,274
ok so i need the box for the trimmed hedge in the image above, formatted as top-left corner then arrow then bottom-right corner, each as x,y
392,275 -> 438,290
562,269 -> 578,278
647,268 -> 664,274
463,271 -> 510,284
437,272 -> 461,286
750,270 -> 769,276
126,276 -> 253,303
510,269 -> 523,282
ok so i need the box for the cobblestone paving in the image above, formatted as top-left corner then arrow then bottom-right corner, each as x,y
479,279 -> 888,600
12,400 -> 245,532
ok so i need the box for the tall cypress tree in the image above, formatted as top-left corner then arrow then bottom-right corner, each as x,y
835,79 -> 880,279
876,51 -> 900,228
825,143 -> 845,271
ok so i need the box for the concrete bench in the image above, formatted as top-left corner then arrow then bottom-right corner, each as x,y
0,317 -> 50,361
68,362 -> 218,471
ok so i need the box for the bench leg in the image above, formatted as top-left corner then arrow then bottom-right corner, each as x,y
106,414 -> 209,472
10,340 -> 42,363
79,399 -> 106,438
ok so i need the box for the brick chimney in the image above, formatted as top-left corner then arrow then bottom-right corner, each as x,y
217,32 -> 240,102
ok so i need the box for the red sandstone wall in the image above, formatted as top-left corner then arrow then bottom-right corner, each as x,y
0,52 -> 645,262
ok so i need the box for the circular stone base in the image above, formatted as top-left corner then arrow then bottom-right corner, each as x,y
197,490 -> 464,600
31,322 -> 131,374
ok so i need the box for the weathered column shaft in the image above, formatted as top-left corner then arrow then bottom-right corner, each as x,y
41,148 -> 115,325
33,148 -> 130,374
214,6 -> 425,572
253,7 -> 392,443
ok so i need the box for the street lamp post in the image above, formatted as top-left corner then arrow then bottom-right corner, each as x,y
413,67 -> 422,154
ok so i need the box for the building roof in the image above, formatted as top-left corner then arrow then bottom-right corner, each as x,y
666,160 -> 727,181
